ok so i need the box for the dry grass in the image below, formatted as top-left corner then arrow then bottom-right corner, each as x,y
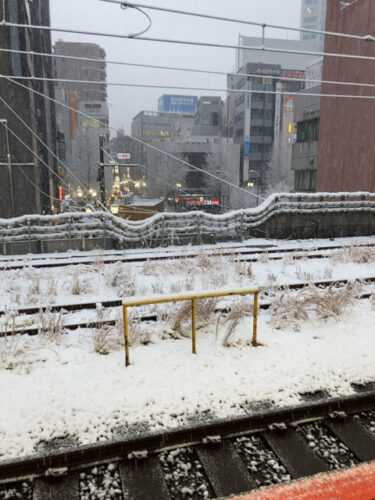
126,310 -> 154,346
93,250 -> 105,271
195,249 -> 213,269
332,245 -> 375,264
235,261 -> 254,279
0,310 -> 27,369
259,251 -> 270,264
105,262 -> 136,297
168,298 -> 218,338
217,300 -> 253,347
271,283 -> 359,329
295,265 -> 314,282
71,275 -> 88,295
92,304 -> 118,354
38,308 -> 65,343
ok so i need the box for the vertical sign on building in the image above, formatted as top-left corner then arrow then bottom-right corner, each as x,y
69,92 -> 78,140
243,80 -> 252,183
274,82 -> 282,139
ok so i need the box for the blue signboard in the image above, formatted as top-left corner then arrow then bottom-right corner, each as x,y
158,95 -> 198,113
244,140 -> 250,160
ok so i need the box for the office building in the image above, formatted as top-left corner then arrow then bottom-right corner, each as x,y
300,0 -> 327,47
317,0 -> 375,192
0,0 -> 57,217
53,41 -> 109,191
291,86 -> 321,192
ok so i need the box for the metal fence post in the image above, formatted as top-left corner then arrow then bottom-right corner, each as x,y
196,214 -> 201,245
252,291 -> 258,346
27,218 -> 32,253
67,217 -> 72,250
103,216 -> 107,249
123,305 -> 130,366
160,216 -> 165,246
192,298 -> 197,354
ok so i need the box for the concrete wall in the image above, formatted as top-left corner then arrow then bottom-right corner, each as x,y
317,0 -> 375,192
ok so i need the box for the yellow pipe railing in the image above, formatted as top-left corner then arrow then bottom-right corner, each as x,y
122,287 -> 259,366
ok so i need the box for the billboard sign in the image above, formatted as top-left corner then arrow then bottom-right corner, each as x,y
244,140 -> 250,161
158,95 -> 198,113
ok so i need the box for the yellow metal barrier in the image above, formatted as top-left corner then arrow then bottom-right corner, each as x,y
122,287 -> 259,366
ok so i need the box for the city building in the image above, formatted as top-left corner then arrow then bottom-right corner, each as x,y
236,36 -> 321,72
317,0 -> 375,192
300,0 -> 327,47
53,41 -> 109,191
191,96 -> 224,142
230,36 -> 323,192
291,86 -> 321,192
131,110 -> 194,143
109,130 -> 144,197
0,0 -> 57,217
131,98 -> 240,210
229,63 -> 305,189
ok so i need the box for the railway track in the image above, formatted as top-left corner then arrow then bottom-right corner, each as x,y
1,276 -> 374,336
1,388 -> 375,499
1,240 -> 374,270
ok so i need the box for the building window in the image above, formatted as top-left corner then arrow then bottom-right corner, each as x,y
297,118 -> 319,142
294,169 -> 316,192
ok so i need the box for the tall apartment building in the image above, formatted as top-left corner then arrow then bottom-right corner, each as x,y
300,0 -> 327,47
317,0 -> 375,192
230,62 -> 305,189
231,36 -> 322,191
0,0 -> 57,217
53,41 -> 109,191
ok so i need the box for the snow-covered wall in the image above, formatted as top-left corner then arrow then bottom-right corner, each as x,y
0,192 -> 374,253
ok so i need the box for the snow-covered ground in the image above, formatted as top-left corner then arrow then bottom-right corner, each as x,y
0,236 -> 375,460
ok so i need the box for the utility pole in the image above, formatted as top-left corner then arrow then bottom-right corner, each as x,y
98,135 -> 106,205
0,119 -> 15,217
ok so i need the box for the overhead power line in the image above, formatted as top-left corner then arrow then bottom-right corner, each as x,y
1,47 -> 374,90
3,74 -> 375,100
2,22 -> 375,63
0,121 -> 66,204
101,0 -> 374,43
0,95 -> 110,211
4,75 -> 264,202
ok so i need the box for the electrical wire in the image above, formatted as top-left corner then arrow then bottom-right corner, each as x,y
0,108 -> 69,191
2,47 -> 375,89
4,75 -> 264,201
0,122 -> 65,204
2,21 -> 375,62
1,116 -> 161,217
0,95 -> 110,212
119,3 -> 152,37
3,74 -> 375,100
101,0 -> 374,43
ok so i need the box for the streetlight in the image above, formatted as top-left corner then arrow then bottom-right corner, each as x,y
248,170 -> 260,207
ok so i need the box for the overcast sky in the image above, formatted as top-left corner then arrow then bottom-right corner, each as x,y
50,0 -> 301,133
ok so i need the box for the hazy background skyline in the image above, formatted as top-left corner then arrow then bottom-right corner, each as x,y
50,0 -> 301,134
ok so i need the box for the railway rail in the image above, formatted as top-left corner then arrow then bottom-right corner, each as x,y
1,276 -> 374,336
0,240 -> 374,270
1,389 -> 375,499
